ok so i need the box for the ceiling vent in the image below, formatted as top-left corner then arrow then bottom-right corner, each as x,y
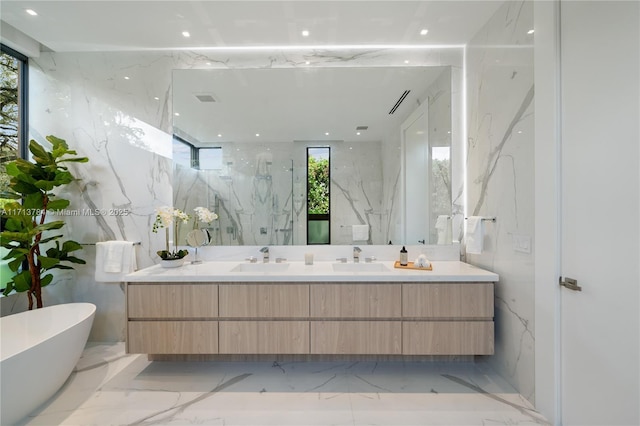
194,93 -> 218,103
388,90 -> 410,114
356,126 -> 369,131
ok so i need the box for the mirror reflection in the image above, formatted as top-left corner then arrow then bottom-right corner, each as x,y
186,228 -> 211,264
173,66 -> 453,245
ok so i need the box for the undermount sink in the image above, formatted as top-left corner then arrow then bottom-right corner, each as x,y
230,262 -> 291,273
331,262 -> 389,272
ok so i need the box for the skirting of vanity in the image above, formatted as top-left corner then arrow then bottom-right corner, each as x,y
125,263 -> 496,359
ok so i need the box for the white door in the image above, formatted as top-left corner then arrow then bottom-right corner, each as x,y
560,1 -> 639,424
401,102 -> 430,244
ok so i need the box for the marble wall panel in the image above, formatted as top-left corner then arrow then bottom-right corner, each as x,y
17,47 -> 463,341
465,0 -> 535,402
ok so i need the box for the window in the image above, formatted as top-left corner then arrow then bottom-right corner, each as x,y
307,147 -> 330,244
1,44 -> 27,292
1,45 -> 28,204
172,136 -> 195,168
198,147 -> 222,170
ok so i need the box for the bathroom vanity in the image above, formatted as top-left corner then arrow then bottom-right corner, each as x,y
125,260 -> 498,358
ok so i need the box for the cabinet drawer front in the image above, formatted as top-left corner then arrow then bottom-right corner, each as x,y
128,284 -> 218,318
127,321 -> 218,354
310,321 -> 402,354
219,284 -> 309,318
402,321 -> 494,355
310,284 -> 401,318
219,321 -> 309,354
402,283 -> 494,319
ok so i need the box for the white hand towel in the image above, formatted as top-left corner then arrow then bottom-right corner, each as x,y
352,224 -> 369,241
95,241 -> 137,282
435,215 -> 451,245
466,216 -> 484,254
414,254 -> 431,268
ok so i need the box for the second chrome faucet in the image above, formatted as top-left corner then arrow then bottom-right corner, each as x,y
260,246 -> 269,263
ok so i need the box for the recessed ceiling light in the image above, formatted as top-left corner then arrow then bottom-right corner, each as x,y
301,30 -> 310,37
420,29 -> 429,36
356,132 -> 361,136
305,61 -> 310,65
174,112 -> 180,116
517,130 -> 523,134
325,132 -> 329,136
404,60 -> 410,64
26,9 -> 38,16
218,134 -> 222,138
528,29 -> 535,35
255,133 -> 260,137
154,97 -> 159,100
182,31 -> 191,38
124,76 -> 130,80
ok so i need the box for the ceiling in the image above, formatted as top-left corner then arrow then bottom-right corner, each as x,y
0,1 -> 504,52
1,1 -> 504,147
173,66 -> 448,145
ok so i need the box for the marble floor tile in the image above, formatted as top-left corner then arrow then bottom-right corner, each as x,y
18,343 -> 549,426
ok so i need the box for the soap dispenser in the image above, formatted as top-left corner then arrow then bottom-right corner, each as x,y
400,246 -> 408,266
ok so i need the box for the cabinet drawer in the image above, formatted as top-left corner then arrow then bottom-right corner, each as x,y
310,321 -> 402,354
402,321 -> 494,355
128,284 -> 218,318
402,283 -> 494,319
310,284 -> 401,318
219,321 -> 309,354
127,321 -> 218,354
219,284 -> 309,318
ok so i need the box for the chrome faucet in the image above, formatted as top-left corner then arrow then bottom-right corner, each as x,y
260,246 -> 269,263
353,246 -> 362,263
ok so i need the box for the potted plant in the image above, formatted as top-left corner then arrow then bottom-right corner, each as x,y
0,135 -> 88,309
152,206 -> 190,266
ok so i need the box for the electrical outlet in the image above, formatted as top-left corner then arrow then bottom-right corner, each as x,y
512,234 -> 531,254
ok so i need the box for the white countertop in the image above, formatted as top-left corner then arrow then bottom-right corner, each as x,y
125,260 -> 498,283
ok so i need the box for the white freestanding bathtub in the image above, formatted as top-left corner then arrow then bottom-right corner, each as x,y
0,302 -> 96,425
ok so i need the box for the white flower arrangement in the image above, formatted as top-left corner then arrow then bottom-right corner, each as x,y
194,206 -> 218,224
152,206 -> 218,260
152,207 -> 191,260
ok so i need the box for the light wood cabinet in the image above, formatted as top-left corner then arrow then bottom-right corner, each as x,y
126,280 -> 494,357
310,284 -> 401,318
403,321 -> 494,355
311,321 -> 401,354
403,283 -> 493,319
219,284 -> 309,318
128,283 -> 218,318
128,321 -> 218,354
219,321 -> 309,354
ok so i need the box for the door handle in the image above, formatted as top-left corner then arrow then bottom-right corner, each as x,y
559,276 -> 582,291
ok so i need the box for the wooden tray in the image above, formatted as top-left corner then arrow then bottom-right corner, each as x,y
393,261 -> 433,271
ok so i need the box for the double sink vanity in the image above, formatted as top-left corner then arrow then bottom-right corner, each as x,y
124,247 -> 498,359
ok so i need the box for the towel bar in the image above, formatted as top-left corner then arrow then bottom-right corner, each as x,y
81,241 -> 141,245
464,217 -> 496,222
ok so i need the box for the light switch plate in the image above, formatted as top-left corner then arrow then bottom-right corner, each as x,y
512,234 -> 532,254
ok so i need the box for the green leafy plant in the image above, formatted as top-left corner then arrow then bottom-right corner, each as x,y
0,135 -> 88,309
308,156 -> 329,214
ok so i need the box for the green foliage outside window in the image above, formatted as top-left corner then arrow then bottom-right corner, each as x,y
307,156 -> 329,214
1,52 -> 20,210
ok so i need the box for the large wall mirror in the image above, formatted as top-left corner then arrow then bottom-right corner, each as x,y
173,64 -> 455,246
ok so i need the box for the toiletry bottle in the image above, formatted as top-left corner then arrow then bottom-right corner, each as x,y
400,246 -> 408,266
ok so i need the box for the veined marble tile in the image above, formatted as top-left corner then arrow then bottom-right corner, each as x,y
464,0 -> 535,404
19,343 -> 548,426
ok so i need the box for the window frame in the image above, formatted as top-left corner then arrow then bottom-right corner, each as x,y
1,44 -> 29,159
